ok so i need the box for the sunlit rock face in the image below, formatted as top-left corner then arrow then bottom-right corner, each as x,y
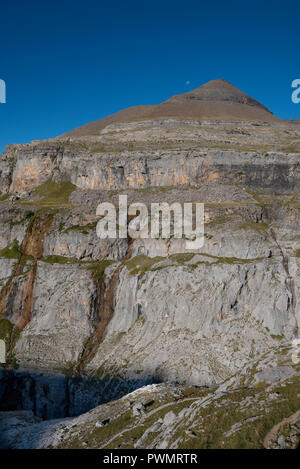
0,81 -> 299,416
2,138 -> 300,195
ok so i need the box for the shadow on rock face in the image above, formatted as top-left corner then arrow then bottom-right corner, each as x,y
0,368 -> 159,420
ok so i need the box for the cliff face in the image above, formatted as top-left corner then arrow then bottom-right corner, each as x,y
2,119 -> 300,194
0,116 -> 299,388
0,82 -> 300,448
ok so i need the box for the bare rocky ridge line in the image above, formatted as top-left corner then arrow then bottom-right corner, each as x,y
61,79 -> 279,138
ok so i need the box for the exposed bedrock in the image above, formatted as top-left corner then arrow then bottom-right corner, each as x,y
1,141 -> 300,194
4,240 -> 299,384
0,199 -> 298,386
86,253 -> 300,385
0,369 -> 154,420
1,84 -> 300,448
0,118 -> 299,391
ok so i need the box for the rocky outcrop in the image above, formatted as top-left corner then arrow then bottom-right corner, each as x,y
0,199 -> 296,387
1,357 -> 299,449
0,369 -> 153,420
0,87 -> 300,448
2,142 -> 300,194
1,115 -> 300,195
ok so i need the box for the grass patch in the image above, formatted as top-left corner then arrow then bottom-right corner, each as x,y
0,318 -> 14,341
207,215 -> 233,227
9,210 -> 35,227
42,255 -> 79,264
0,239 -> 21,259
244,189 -> 265,205
207,254 -> 264,265
85,260 -> 116,280
58,410 -> 134,449
30,180 -> 76,207
42,257 -> 115,278
125,252 -> 264,276
294,249 -> 300,258
170,252 -> 264,266
187,252 -> 265,265
0,318 -> 20,368
0,239 -> 34,265
64,221 -> 97,234
169,253 -> 195,264
133,186 -> 177,194
176,374 -> 300,449
124,255 -> 164,276
238,221 -> 269,232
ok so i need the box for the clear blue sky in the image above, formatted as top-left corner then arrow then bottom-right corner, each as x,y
0,0 -> 299,153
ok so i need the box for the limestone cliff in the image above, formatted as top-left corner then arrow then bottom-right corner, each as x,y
0,81 -> 300,449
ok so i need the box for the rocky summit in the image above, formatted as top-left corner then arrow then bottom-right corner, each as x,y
0,80 -> 300,449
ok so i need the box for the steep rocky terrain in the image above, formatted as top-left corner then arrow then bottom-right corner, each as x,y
0,80 -> 300,449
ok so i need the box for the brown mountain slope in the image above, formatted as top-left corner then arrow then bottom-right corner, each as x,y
61,79 -> 279,137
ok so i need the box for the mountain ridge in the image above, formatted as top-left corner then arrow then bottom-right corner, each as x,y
61,79 -> 279,138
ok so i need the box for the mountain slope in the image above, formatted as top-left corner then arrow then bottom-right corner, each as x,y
61,79 -> 278,137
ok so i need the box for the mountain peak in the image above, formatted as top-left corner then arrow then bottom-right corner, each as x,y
167,79 -> 270,113
61,79 -> 278,137
197,78 -> 237,88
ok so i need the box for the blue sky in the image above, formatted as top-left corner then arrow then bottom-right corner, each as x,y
0,0 -> 299,152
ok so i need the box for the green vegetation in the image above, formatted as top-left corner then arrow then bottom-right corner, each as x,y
124,252 -> 265,276
85,260 -> 115,280
207,214 -> 233,227
0,318 -> 13,341
238,220 -> 269,232
42,256 -> 115,281
57,410 -> 133,449
244,189 -> 265,205
294,249 -> 300,258
30,180 -> 76,207
64,221 -> 97,234
0,239 -> 34,265
177,252 -> 265,267
206,254 -> 264,265
177,375 -> 300,449
133,185 -> 177,194
0,239 -> 21,259
53,367 -> 300,450
0,318 -> 20,368
62,361 -> 80,376
9,210 -> 35,227
42,255 -> 79,264
169,253 -> 195,264
125,255 -> 164,276
270,334 -> 284,340
132,185 -> 202,195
